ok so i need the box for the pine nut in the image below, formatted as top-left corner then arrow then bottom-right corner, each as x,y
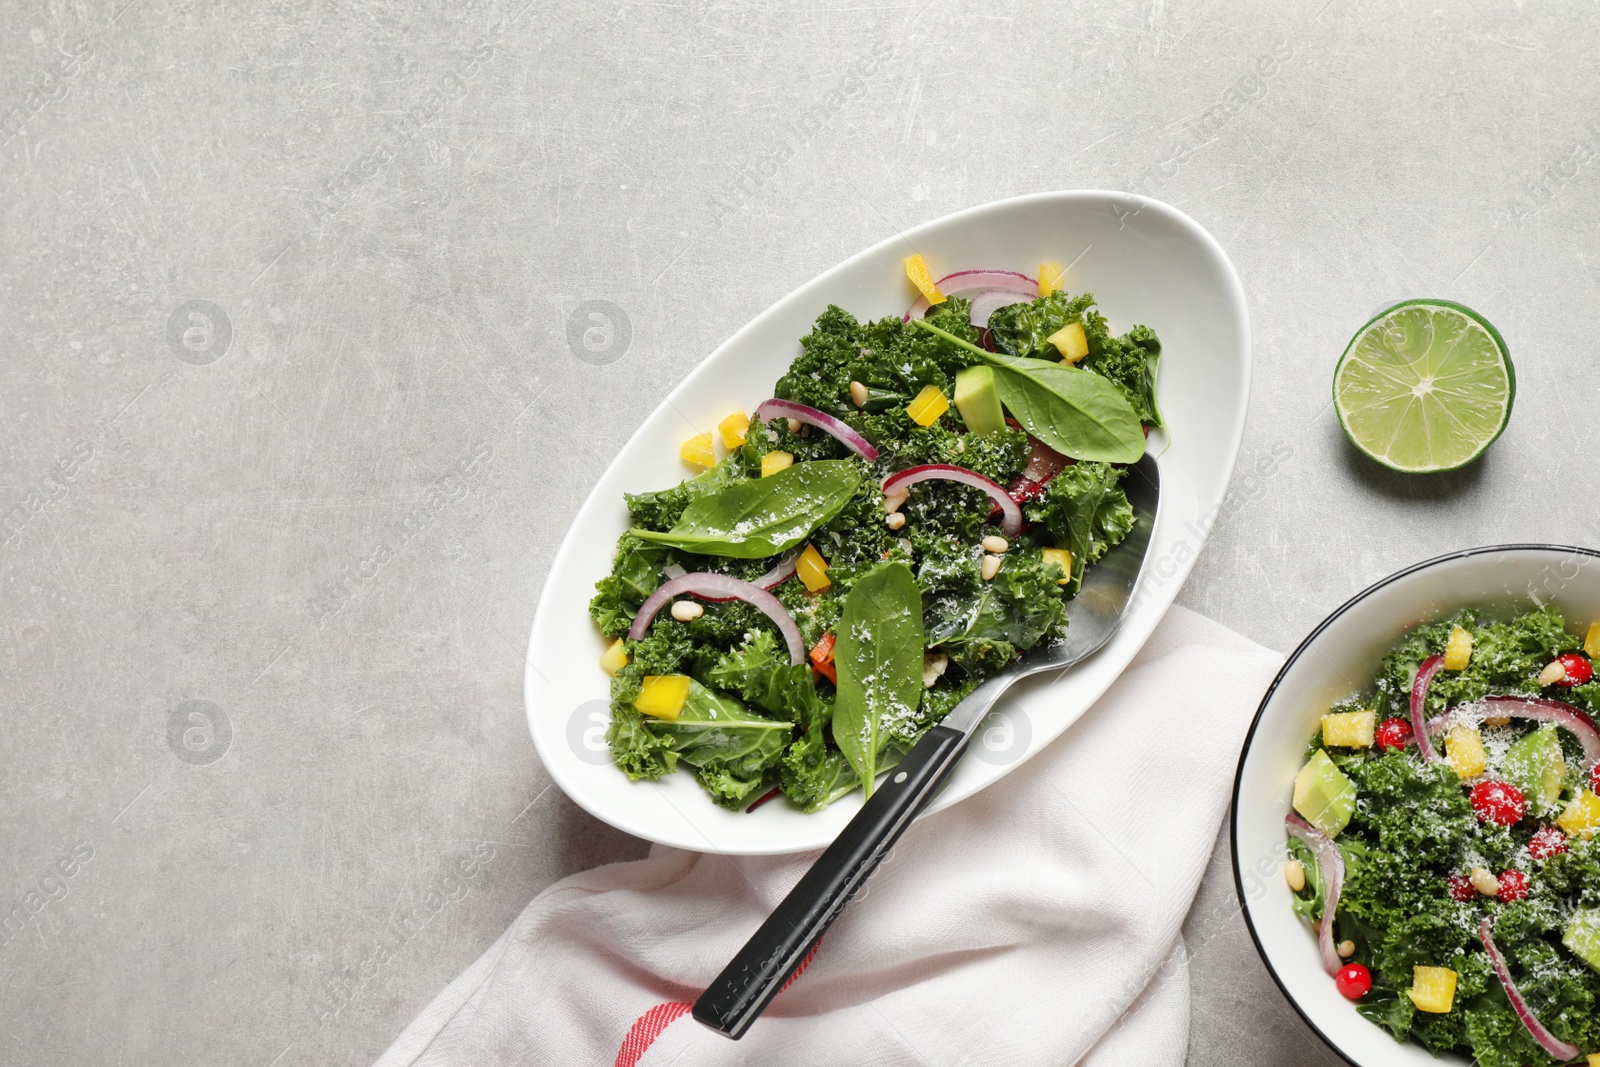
849,381 -> 869,409
1470,867 -> 1500,897
1284,860 -> 1306,893
981,554 -> 1002,581
884,487 -> 909,513
1337,940 -> 1356,959
670,600 -> 704,622
885,511 -> 906,530
922,652 -> 948,688
1538,660 -> 1566,686
981,535 -> 1009,554
1484,714 -> 1511,727
786,418 -> 802,435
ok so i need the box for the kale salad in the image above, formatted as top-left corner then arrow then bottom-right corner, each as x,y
588,259 -> 1162,814
1287,607 -> 1600,1065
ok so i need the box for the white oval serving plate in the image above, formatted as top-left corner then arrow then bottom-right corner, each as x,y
1233,544 -> 1600,1066
527,190 -> 1251,854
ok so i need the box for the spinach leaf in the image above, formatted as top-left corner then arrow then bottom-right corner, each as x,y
625,455 -> 748,531
1022,462 -> 1135,591
631,459 -> 864,558
649,680 -> 792,808
989,292 -> 1165,427
832,561 -> 924,798
911,319 -> 1145,463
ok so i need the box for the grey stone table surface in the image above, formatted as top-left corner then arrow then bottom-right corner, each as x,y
2,0 -> 1596,1063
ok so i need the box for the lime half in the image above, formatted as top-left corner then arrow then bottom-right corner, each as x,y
1333,299 -> 1513,473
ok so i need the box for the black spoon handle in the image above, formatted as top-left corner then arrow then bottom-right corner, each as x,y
691,723 -> 969,1039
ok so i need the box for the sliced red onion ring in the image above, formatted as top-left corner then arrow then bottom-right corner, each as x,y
628,572 -> 804,665
1426,696 -> 1600,767
1411,654 -> 1444,762
1479,917 -> 1582,1061
882,464 -> 1022,538
753,398 -> 879,462
686,548 -> 800,603
967,289 -> 1034,328
904,269 -> 1038,321
1286,813 -> 1345,977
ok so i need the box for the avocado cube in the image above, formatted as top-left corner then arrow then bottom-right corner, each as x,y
953,366 -> 1007,434
1565,910 -> 1600,975
1503,724 -> 1567,813
1294,750 -> 1357,838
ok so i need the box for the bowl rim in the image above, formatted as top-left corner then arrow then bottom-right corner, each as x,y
1228,541 -> 1600,1064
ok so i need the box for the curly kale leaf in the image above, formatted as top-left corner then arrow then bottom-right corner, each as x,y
705,630 -> 824,725
780,715 -> 862,813
1084,323 -> 1163,427
588,536 -> 670,637
988,291 -> 1097,360
1374,606 -> 1578,718
606,625 -> 696,780
920,542 -> 1069,674
773,301 -> 984,440
1023,462 -> 1134,592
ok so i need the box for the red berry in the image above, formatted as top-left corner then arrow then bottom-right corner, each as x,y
1336,962 -> 1372,1000
1447,874 -> 1477,902
1374,718 -> 1414,752
1589,763 -> 1600,794
1529,826 -> 1570,861
1470,780 -> 1527,826
1555,653 -> 1593,686
1497,869 -> 1530,902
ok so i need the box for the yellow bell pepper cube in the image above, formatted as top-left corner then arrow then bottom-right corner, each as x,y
718,410 -> 750,449
1407,967 -> 1458,1014
635,675 -> 691,720
761,451 -> 794,478
1443,625 -> 1473,671
1588,1055 -> 1600,1067
1558,790 -> 1600,839
796,544 -> 831,593
1322,710 -> 1377,749
903,254 -> 945,305
1041,548 -> 1073,586
1445,724 -> 1488,779
1038,261 -> 1064,296
1048,321 -> 1089,363
680,431 -> 715,468
906,385 -> 950,427
1586,622 -> 1600,658
599,638 -> 629,677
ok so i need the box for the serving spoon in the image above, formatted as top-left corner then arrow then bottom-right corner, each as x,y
693,452 -> 1161,1039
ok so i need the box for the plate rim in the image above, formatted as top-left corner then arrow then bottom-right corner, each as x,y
527,188 -> 1253,854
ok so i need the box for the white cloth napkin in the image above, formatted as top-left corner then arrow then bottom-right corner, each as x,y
375,606 -> 1281,1067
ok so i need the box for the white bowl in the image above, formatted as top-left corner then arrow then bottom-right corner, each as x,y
1232,544 -> 1600,1065
528,190 -> 1252,854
